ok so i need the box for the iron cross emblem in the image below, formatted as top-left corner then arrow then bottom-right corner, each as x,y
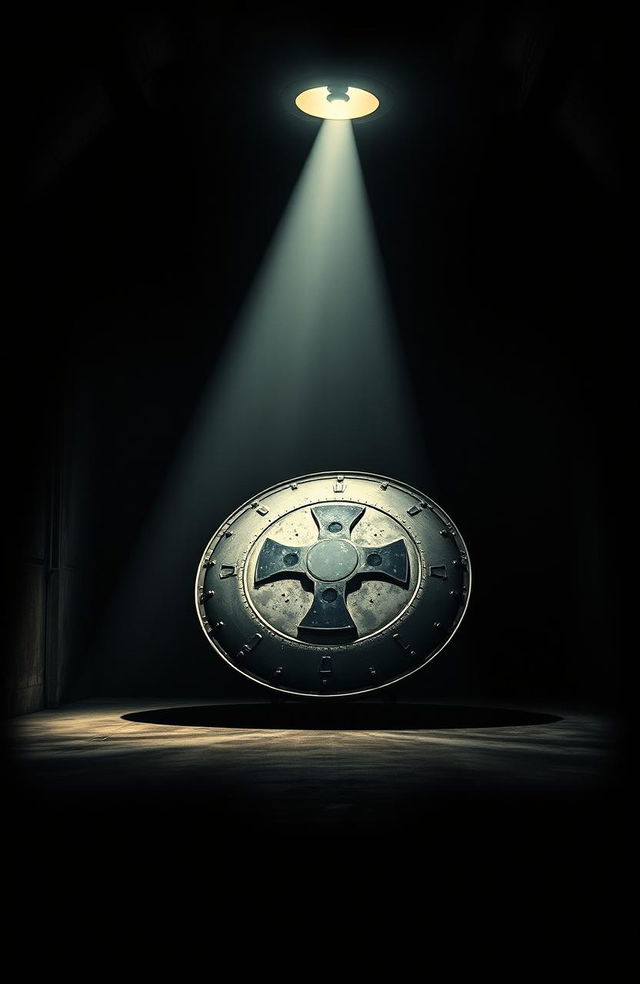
255,504 -> 409,632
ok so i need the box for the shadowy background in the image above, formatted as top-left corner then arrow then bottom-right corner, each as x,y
7,1 -> 625,713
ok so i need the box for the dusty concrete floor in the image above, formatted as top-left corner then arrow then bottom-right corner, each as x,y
6,698 -> 621,848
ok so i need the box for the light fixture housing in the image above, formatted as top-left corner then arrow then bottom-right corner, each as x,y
295,84 -> 379,120
282,75 -> 392,123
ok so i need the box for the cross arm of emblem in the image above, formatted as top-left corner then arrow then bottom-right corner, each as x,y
255,504 -> 409,633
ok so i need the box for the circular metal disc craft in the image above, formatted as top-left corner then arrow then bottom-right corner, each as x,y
195,471 -> 471,697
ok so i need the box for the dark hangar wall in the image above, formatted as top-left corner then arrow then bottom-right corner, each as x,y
7,3 -> 623,711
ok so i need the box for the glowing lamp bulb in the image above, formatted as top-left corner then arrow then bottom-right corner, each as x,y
327,84 -> 350,103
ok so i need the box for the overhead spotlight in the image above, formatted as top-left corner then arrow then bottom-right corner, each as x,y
294,84 -> 380,120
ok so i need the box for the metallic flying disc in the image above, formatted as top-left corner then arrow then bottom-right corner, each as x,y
195,471 -> 471,697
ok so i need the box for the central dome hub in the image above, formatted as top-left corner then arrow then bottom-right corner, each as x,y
306,539 -> 358,582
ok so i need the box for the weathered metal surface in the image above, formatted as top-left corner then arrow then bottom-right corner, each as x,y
195,471 -> 471,697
